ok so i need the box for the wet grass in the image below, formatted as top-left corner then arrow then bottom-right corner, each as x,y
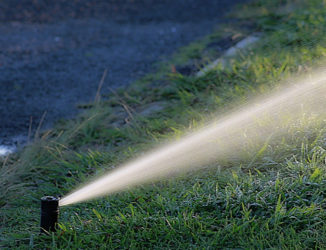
2,0 -> 326,248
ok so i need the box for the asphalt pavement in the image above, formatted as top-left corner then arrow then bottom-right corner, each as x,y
0,0 -> 248,148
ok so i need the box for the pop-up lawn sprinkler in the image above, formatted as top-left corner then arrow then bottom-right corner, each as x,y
40,196 -> 59,234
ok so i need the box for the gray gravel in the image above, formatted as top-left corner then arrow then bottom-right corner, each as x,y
0,0 -> 248,147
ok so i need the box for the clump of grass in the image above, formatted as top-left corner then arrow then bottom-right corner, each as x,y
2,0 -> 326,248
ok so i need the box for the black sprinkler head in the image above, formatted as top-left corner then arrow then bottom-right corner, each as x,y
40,196 -> 59,234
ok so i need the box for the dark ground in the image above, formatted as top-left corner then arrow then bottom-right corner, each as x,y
0,0 -> 247,147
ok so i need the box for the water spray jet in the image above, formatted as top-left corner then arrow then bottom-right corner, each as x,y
59,70 -> 326,206
40,196 -> 60,234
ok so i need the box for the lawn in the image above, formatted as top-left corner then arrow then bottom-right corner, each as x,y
2,0 -> 326,248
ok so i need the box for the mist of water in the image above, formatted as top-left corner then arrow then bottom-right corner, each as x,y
59,70 -> 326,206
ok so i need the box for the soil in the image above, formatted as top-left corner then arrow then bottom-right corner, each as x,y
0,0 -> 248,146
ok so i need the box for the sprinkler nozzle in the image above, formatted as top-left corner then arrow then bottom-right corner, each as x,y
40,196 -> 59,234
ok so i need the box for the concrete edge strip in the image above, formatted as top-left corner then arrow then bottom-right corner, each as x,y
196,33 -> 261,77
0,35 -> 261,157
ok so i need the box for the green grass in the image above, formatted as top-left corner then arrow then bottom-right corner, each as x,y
2,0 -> 326,248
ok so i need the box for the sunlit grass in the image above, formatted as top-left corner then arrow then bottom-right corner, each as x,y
2,0 -> 326,248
